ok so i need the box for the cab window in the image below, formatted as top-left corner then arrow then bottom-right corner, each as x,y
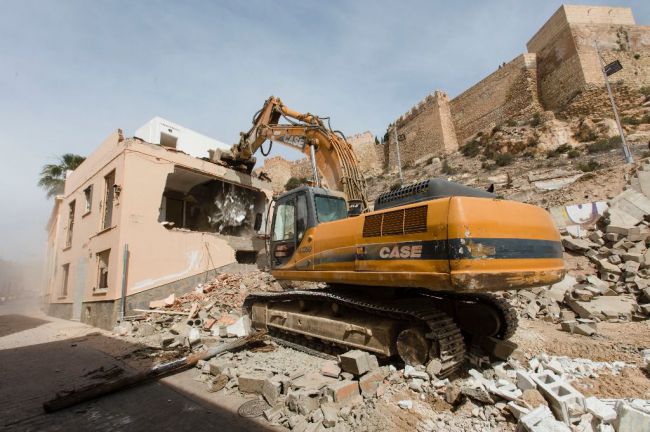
272,200 -> 295,241
315,195 -> 347,223
296,193 -> 308,242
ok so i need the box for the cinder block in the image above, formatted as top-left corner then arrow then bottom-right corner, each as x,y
532,371 -> 585,424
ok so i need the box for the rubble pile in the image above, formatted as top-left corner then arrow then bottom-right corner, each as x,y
504,162 -> 650,334
188,342 -> 648,432
114,271 -> 283,349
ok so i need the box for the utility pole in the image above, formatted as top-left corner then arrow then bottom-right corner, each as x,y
393,126 -> 404,185
594,41 -> 633,164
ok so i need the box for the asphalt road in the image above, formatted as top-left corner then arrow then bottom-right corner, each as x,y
0,300 -> 280,432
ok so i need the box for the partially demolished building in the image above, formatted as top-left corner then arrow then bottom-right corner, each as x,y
43,118 -> 272,328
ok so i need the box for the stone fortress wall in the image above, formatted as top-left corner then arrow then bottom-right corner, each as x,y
384,4 -> 650,169
259,5 -> 650,183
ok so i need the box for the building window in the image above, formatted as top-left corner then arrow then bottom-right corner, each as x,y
103,171 -> 115,230
96,249 -> 110,291
61,263 -> 70,297
83,185 -> 93,214
66,200 -> 75,247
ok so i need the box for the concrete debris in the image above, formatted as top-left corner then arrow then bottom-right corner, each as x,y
115,270 -> 282,348
518,405 -> 571,432
397,399 -> 413,410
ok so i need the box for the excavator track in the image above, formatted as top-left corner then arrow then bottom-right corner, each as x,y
244,289 -> 467,378
423,291 -> 519,340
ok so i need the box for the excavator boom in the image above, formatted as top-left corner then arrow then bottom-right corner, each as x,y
220,96 -> 369,212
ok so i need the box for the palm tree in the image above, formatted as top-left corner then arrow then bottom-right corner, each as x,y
38,153 -> 86,198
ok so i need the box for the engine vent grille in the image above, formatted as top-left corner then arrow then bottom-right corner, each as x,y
362,205 -> 428,237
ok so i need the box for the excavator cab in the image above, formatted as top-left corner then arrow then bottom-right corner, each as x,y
269,186 -> 347,268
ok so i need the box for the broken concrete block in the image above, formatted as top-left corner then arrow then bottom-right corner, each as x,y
546,275 -> 576,302
623,252 -> 643,263
291,372 -> 337,391
562,237 -> 593,252
263,404 -> 284,423
208,359 -> 235,376
587,275 -> 610,291
507,401 -> 530,420
324,380 -> 360,404
320,361 -> 341,379
339,350 -> 370,376
572,288 -> 593,301
585,396 -> 617,422
573,323 -> 597,336
226,315 -> 251,337
599,259 -> 622,274
397,400 -> 413,410
527,301 -> 541,318
518,405 -> 571,432
608,254 -> 622,265
445,383 -> 462,405
321,403 -> 338,428
188,327 -> 201,345
358,368 -> 387,398
566,295 -> 636,320
532,371 -> 585,424
238,372 -> 271,394
615,400 -> 650,432
461,385 -> 494,404
286,389 -> 321,415
262,377 -> 283,405
516,370 -> 537,391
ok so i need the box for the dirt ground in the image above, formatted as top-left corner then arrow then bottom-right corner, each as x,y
513,318 -> 650,400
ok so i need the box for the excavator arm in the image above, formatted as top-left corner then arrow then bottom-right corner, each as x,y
219,96 -> 369,212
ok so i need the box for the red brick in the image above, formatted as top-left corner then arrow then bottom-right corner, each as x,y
325,380 -> 360,403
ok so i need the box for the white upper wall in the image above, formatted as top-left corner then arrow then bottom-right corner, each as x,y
134,116 -> 230,159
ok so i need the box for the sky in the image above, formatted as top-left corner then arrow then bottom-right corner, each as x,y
1,0 -> 649,263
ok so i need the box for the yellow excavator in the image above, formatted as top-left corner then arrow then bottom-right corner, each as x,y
219,96 -> 565,376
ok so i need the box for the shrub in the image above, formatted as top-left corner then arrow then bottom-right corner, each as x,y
529,112 -> 541,127
526,136 -> 539,147
567,149 -> 581,159
622,116 -> 641,126
285,177 -> 307,190
505,119 -> 517,127
546,143 -> 572,158
577,160 -> 601,172
641,114 -> 650,124
634,53 -> 641,60
575,127 -> 598,142
461,140 -> 481,157
641,86 -> 650,98
481,161 -> 496,171
442,160 -> 456,175
587,136 -> 622,154
495,153 -> 514,166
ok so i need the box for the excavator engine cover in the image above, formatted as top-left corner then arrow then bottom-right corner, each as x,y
374,178 -> 495,211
